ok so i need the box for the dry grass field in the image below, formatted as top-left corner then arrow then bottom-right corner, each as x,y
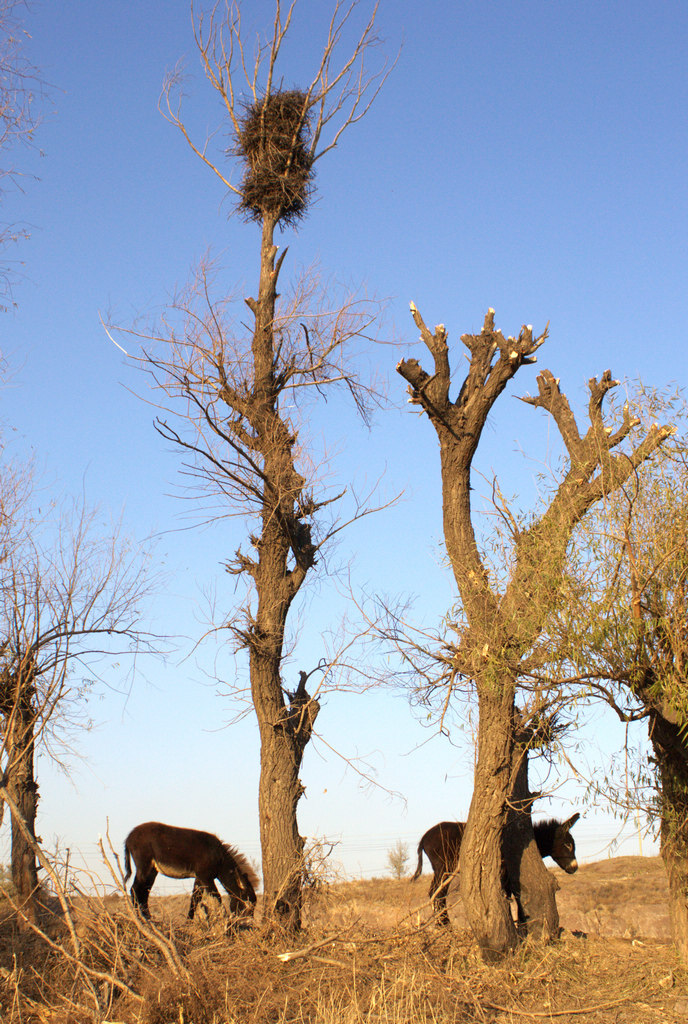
0,856 -> 686,1023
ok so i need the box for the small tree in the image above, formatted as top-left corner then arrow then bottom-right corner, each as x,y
113,0 -> 391,931
0,485 -> 153,923
386,839 -> 409,879
397,307 -> 673,955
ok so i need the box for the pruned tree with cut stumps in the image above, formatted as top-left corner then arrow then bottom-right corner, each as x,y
111,1 -> 392,932
396,306 -> 674,957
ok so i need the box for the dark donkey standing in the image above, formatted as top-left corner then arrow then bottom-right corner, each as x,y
123,821 -> 259,921
412,813 -> 580,925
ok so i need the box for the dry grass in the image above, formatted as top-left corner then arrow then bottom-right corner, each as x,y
0,859 -> 686,1023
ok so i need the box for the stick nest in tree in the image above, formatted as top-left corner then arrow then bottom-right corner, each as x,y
234,90 -> 314,226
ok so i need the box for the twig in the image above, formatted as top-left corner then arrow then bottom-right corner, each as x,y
277,920 -> 360,962
277,898 -> 450,964
98,834 -> 191,982
1,901 -> 143,1003
310,955 -> 350,969
481,993 -> 638,1017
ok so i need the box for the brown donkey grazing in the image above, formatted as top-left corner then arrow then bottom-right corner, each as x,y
123,821 -> 259,922
412,812 -> 580,925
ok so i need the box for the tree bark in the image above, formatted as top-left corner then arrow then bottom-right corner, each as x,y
1,665 -> 40,924
253,656 -> 318,930
459,685 -> 518,956
245,212 -> 319,931
646,704 -> 688,959
662,830 -> 688,958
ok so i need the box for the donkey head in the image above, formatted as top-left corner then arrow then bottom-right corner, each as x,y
552,812 -> 580,874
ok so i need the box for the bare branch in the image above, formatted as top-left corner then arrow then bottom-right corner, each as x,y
0,0 -> 45,305
0,459 -> 157,920
161,0 -> 391,222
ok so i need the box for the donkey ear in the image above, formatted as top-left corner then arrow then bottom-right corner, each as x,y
562,812 -> 580,832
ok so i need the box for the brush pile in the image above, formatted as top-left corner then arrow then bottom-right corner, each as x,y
0,866 -> 686,1023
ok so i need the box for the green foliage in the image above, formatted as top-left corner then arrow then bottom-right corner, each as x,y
535,386 -> 688,827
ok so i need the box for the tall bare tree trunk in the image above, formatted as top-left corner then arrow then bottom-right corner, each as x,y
246,213 -> 319,930
147,4 -> 388,935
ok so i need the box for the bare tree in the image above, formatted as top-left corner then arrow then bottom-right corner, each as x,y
0,0 -> 41,307
396,306 -> 673,956
386,839 -> 408,880
0,484 -> 154,923
111,0 -> 391,931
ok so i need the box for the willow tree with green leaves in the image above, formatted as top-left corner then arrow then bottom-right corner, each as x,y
397,308 -> 674,956
540,394 -> 688,957
113,2 -> 390,931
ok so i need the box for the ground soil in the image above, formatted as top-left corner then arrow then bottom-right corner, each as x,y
0,856 -> 686,1022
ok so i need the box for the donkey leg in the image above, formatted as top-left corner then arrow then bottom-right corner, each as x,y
132,868 -> 157,920
189,878 -> 222,920
205,879 -> 223,913
188,879 -> 205,919
512,889 -> 527,926
228,892 -> 252,917
434,878 -> 452,926
428,871 -> 451,926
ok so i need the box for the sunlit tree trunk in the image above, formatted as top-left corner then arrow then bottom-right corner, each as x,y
1,662 -> 40,924
459,686 -> 518,955
246,212 -> 320,930
646,701 -> 688,958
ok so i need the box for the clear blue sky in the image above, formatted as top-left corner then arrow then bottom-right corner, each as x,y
2,0 -> 686,886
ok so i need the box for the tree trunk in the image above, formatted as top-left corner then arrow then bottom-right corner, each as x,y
256,713 -> 305,927
649,709 -> 688,960
3,671 -> 40,924
242,208 -> 319,931
503,735 -> 559,939
459,685 -> 518,958
662,835 -> 688,958
253,656 -> 319,931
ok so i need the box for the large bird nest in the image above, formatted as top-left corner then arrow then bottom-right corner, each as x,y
234,89 -> 314,226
